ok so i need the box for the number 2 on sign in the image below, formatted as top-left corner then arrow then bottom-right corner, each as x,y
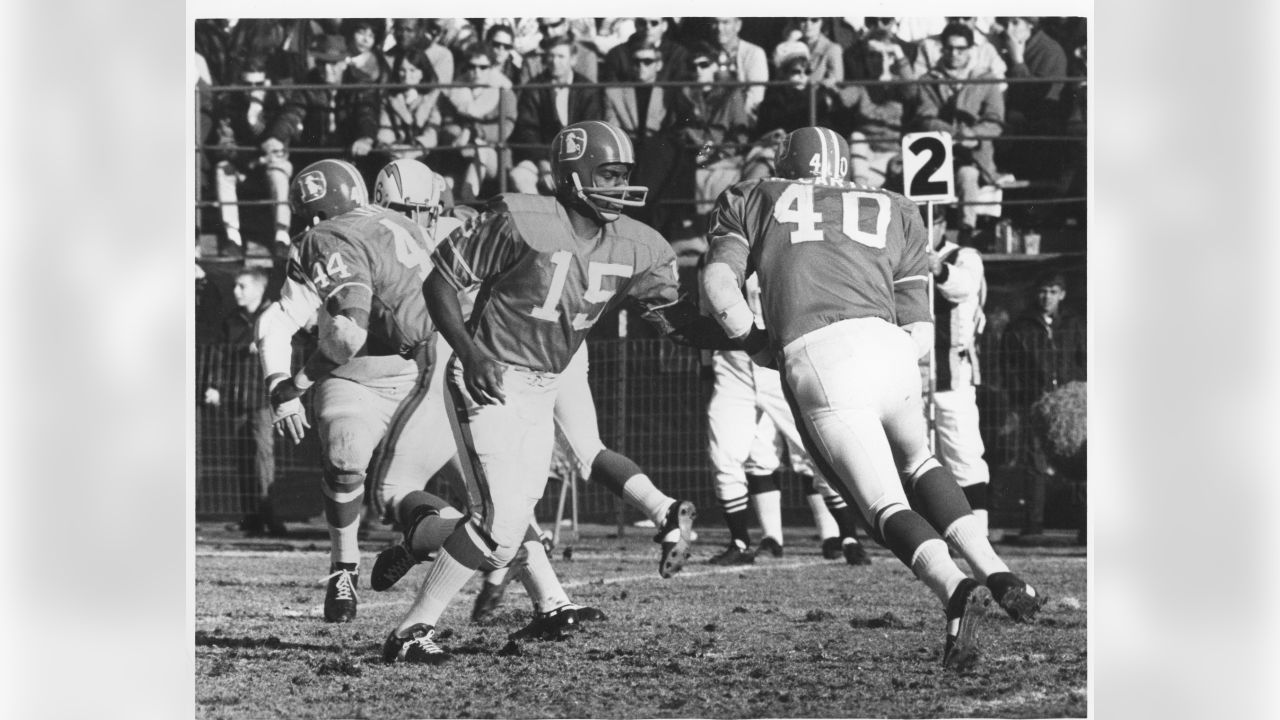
772,184 -> 889,248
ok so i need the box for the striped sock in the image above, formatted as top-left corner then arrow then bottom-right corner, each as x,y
720,493 -> 753,548
944,514 -> 1008,583
911,538 -> 968,606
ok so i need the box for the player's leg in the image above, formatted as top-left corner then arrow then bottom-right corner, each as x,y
369,344 -> 470,591
213,160 -> 243,251
506,523 -> 607,640
934,385 -> 992,537
313,376 -> 403,622
745,412 -> 785,557
810,472 -> 873,565
385,364 -> 557,662
554,344 -> 695,577
782,320 -> 991,667
264,154 -> 293,250
706,350 -> 760,564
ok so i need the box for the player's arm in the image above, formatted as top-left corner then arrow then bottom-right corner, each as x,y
935,247 -> 984,304
425,210 -> 519,405
254,275 -> 322,444
700,185 -> 773,364
894,199 -> 934,359
623,236 -> 738,351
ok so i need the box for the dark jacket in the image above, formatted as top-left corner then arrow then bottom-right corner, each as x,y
1002,29 -> 1069,127
509,72 -> 603,164
753,83 -> 838,139
267,67 -> 381,150
205,304 -> 270,411
1002,308 -> 1086,408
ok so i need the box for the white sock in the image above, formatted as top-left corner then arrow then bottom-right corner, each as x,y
621,474 -> 673,527
806,494 -> 839,540
910,538 -> 968,606
972,508 -> 990,537
518,540 -> 569,613
944,514 -> 1008,583
752,490 -> 783,545
329,517 -> 361,567
396,549 -> 476,634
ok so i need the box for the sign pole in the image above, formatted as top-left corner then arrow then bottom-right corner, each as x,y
926,201 -> 938,455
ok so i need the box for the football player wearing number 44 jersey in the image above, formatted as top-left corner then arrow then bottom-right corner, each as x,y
381,120 -> 736,664
701,126 -> 1044,670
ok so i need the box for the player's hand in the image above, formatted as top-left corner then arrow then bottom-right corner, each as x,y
741,325 -> 777,369
351,137 -> 374,157
462,350 -> 507,405
269,377 -> 305,406
271,397 -> 310,444
203,387 -> 221,407
928,250 -> 945,276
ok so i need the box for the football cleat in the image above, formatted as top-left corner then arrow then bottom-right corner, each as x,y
709,543 -> 756,566
471,581 -> 509,623
510,605 -> 589,641
821,537 -> 843,560
570,604 -> 607,624
986,571 -> 1047,622
942,578 -> 993,671
841,539 -> 872,566
370,543 -> 418,592
757,537 -> 784,558
654,500 -> 697,578
382,623 -> 451,664
322,565 -> 359,623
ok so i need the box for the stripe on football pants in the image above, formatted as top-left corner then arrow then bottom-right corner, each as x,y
443,355 -> 495,533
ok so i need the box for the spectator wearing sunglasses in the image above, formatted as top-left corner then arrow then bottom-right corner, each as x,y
914,17 -> 1006,81
439,43 -> 518,200
678,42 -> 752,219
603,39 -> 695,236
780,17 -> 843,88
483,23 -> 523,86
603,17 -> 691,83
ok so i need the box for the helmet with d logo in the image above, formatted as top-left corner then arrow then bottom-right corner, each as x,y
550,120 -> 648,222
288,159 -> 369,226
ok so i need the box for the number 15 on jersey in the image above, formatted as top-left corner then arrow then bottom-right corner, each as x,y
902,131 -> 955,203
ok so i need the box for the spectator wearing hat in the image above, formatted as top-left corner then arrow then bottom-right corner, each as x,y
744,49 -> 838,180
782,17 -> 843,88
602,17 -> 691,83
712,18 -> 769,123
1002,272 -> 1086,537
267,33 -> 381,189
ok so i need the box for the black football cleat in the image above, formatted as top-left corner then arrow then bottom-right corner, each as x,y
510,605 -> 585,641
471,581 -> 509,623
322,564 -> 359,623
382,623 -> 451,664
757,537 -> 784,558
370,544 -> 418,592
942,578 -> 993,671
841,539 -> 872,566
986,571 -> 1047,622
709,543 -> 756,566
654,500 -> 697,578
571,604 -> 607,624
821,537 -> 843,560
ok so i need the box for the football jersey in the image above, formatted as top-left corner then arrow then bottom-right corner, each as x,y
707,177 -> 930,352
288,204 -> 442,358
432,194 -> 679,374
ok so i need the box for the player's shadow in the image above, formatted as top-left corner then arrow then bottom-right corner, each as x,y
195,630 -> 342,653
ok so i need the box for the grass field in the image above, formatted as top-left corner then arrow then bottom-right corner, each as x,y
195,521 -> 1088,719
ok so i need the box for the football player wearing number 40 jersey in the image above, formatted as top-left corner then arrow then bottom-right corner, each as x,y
382,120 -> 736,664
701,126 -> 1044,671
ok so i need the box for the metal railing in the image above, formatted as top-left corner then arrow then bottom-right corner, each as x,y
195,74 -> 1086,215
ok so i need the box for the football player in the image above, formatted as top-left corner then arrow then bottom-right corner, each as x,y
700,126 -> 1042,670
381,120 -> 734,664
707,274 -> 870,566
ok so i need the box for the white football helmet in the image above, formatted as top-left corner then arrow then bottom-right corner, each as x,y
373,159 -> 447,231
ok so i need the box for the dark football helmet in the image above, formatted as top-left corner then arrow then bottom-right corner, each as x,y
288,159 -> 369,226
775,126 -> 850,182
549,120 -> 648,222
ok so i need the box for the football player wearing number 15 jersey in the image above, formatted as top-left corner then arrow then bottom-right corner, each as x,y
383,120 -> 733,662
701,126 -> 1043,670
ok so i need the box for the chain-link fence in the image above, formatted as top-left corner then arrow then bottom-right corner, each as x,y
195,336 -> 1085,530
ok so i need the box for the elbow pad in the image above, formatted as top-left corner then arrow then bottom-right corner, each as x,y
318,313 -> 367,365
700,263 -> 753,339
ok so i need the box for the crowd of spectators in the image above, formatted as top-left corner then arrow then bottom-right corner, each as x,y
195,16 -> 1087,253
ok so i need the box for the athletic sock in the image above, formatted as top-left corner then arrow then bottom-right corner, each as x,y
806,489 -> 839,540
720,493 -> 753,548
944,513 -> 1008,583
911,538 -> 968,606
329,516 -> 361,567
324,470 -> 365,567
395,549 -> 477,634
748,473 -> 783,545
518,539 -> 569,613
961,482 -> 990,537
